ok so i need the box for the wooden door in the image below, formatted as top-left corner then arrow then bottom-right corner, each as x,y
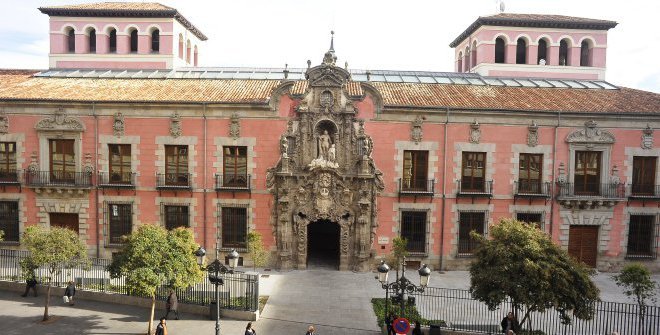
568,226 -> 599,267
49,213 -> 79,234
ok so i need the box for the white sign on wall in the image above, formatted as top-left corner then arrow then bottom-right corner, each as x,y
378,236 -> 389,245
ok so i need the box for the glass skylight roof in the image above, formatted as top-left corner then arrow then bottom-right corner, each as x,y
34,68 -> 618,90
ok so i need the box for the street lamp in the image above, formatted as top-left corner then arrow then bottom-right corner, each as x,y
376,257 -> 431,320
196,246 -> 240,335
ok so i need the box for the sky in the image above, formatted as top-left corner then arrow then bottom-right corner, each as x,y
0,0 -> 658,92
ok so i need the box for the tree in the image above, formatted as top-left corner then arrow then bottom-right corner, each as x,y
388,236 -> 409,276
247,231 -> 269,270
21,226 -> 90,321
469,218 -> 600,329
108,225 -> 204,334
612,263 -> 658,334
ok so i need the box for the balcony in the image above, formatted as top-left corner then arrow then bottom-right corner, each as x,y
457,180 -> 493,203
0,171 -> 21,189
514,181 -> 551,204
627,184 -> 660,205
98,172 -> 136,189
215,174 -> 251,193
156,173 -> 192,191
398,178 -> 435,201
556,182 -> 625,209
25,171 -> 92,194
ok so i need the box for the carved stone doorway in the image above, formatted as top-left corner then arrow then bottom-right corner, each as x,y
306,220 -> 340,270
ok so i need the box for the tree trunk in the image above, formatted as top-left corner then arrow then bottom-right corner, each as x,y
147,294 -> 155,335
43,281 -> 51,321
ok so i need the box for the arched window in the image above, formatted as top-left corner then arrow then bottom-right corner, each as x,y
516,38 -> 527,64
580,40 -> 591,67
88,29 -> 96,53
109,29 -> 117,53
129,29 -> 138,53
66,28 -> 76,53
464,47 -> 470,71
495,37 -> 505,63
186,40 -> 191,63
559,39 -> 569,66
151,29 -> 160,53
194,46 -> 198,66
471,41 -> 477,68
178,34 -> 183,59
457,52 -> 463,73
537,39 -> 548,65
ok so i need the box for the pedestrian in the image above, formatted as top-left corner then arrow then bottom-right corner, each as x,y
21,271 -> 38,297
412,320 -> 422,335
245,321 -> 256,335
385,313 -> 396,335
64,280 -> 76,306
305,325 -> 316,335
164,289 -> 179,320
155,317 -> 167,335
500,312 -> 520,335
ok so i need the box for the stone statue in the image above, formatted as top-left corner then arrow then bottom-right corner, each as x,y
328,143 -> 336,162
280,135 -> 289,158
318,130 -> 331,160
308,129 -> 338,169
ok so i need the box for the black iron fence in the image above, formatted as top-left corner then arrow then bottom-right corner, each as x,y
399,286 -> 660,335
0,249 -> 259,312
215,174 -> 251,191
457,180 -> 494,197
399,178 -> 435,196
98,171 -> 136,188
156,173 -> 192,189
557,182 -> 626,198
514,181 -> 552,197
628,183 -> 660,198
25,171 -> 93,188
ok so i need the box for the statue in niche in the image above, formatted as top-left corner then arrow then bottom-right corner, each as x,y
319,130 -> 331,159
328,144 -> 336,162
308,129 -> 339,169
280,135 -> 289,159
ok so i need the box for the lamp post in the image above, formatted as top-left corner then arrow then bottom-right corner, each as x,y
196,247 -> 240,335
376,257 -> 431,321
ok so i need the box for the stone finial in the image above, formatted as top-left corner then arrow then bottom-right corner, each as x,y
411,115 -> 424,144
642,124 -> 654,149
28,151 -> 39,172
322,31 -> 337,66
610,165 -> 620,185
113,112 -> 124,137
83,153 -> 94,173
469,120 -> 481,144
229,112 -> 240,139
0,110 -> 8,134
307,60 -> 311,69
527,120 -> 539,147
557,162 -> 566,184
170,112 -> 182,138
283,63 -> 289,79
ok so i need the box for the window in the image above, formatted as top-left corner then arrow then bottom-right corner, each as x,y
151,29 -> 160,53
403,150 -> 429,191
108,144 -> 131,184
464,47 -> 470,72
223,146 -> 247,187
221,207 -> 247,249
164,205 -> 189,230
0,201 -> 19,242
471,41 -> 477,69
559,39 -> 569,66
627,215 -> 656,258
89,29 -> 96,53
516,38 -> 527,64
495,37 -> 506,63
49,139 -> 75,182
178,34 -> 183,59
401,211 -> 427,253
194,45 -> 198,66
109,29 -> 117,53
458,212 -> 485,254
516,212 -> 543,229
580,40 -> 591,67
165,145 -> 189,186
574,151 -> 601,195
461,152 -> 486,192
129,29 -> 138,53
537,39 -> 548,64
519,153 -> 542,193
67,28 -> 75,53
457,52 -> 463,73
186,40 -> 191,63
0,142 -> 17,182
632,156 -> 657,195
108,203 -> 131,244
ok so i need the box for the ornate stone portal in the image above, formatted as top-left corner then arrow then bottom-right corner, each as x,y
267,44 -> 384,271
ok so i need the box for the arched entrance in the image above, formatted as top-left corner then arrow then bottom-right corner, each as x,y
306,220 -> 340,269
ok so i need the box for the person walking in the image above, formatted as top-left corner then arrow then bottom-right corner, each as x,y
21,272 -> 38,297
245,321 -> 256,335
164,289 -> 179,320
500,312 -> 520,334
155,317 -> 167,335
385,314 -> 397,335
305,325 -> 316,335
64,280 -> 76,306
412,320 -> 422,335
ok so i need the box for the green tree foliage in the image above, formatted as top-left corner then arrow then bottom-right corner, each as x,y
0,229 -> 4,241
21,226 -> 90,321
387,236 -> 409,274
107,225 -> 204,334
613,263 -> 658,333
469,218 -> 600,328
247,231 -> 269,270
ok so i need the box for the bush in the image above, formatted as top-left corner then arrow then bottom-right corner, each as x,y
371,297 -> 446,328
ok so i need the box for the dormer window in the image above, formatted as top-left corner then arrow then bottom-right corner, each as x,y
559,39 -> 570,66
88,29 -> 96,53
516,38 -> 527,64
109,29 -> 117,53
194,45 -> 198,66
537,38 -> 549,65
186,40 -> 191,63
66,28 -> 75,53
178,34 -> 183,59
580,40 -> 591,67
495,37 -> 505,63
151,29 -> 160,53
129,28 -> 138,53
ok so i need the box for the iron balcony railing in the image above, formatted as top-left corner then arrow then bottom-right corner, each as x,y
628,183 -> 660,199
0,171 -> 20,185
215,174 -> 251,191
456,180 -> 493,197
557,182 -> 625,198
98,172 -> 136,188
156,173 -> 192,189
25,170 -> 93,188
514,181 -> 552,198
399,178 -> 435,196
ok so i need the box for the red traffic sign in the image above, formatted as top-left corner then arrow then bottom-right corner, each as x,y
392,317 -> 410,334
